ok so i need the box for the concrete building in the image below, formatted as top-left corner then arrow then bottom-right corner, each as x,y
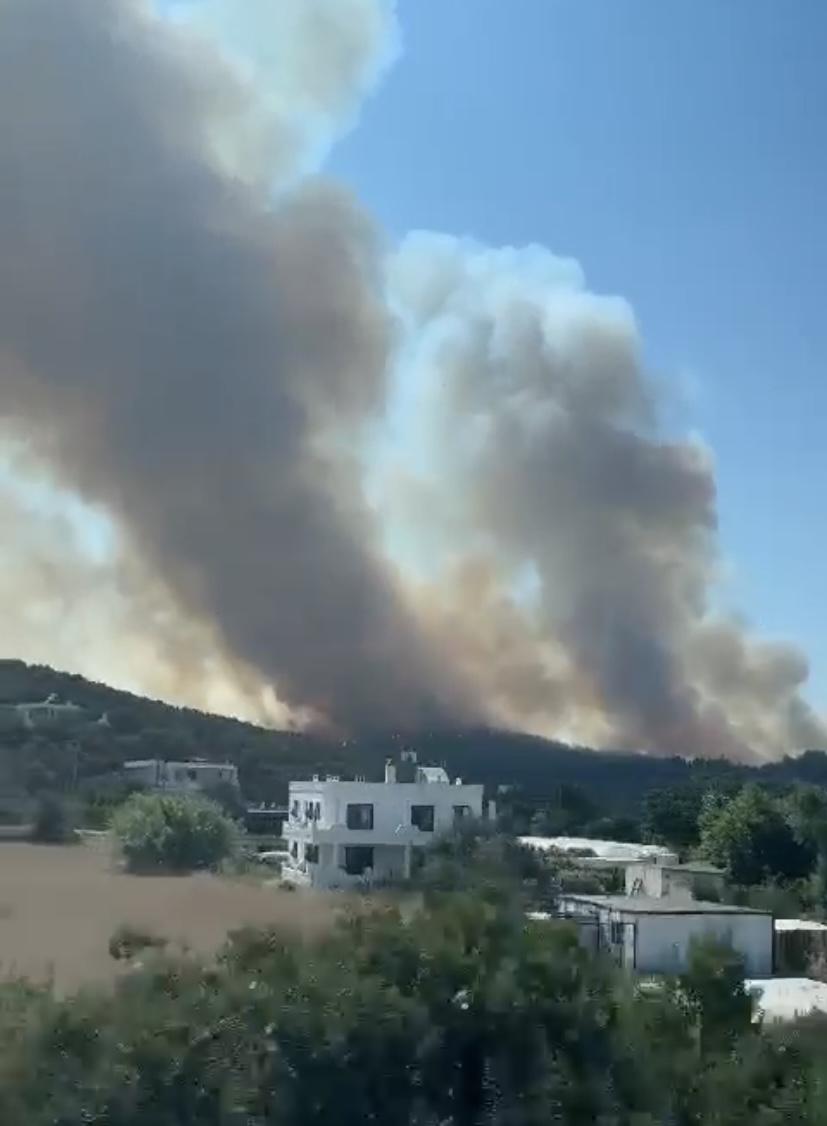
282,759 -> 489,889
747,977 -> 827,1022
625,860 -> 726,901
122,758 -> 239,795
14,695 -> 85,728
556,892 -> 773,976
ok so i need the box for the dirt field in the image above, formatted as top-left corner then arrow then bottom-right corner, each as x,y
0,838 -> 342,992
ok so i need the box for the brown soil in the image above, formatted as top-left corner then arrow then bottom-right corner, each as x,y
0,838 -> 342,993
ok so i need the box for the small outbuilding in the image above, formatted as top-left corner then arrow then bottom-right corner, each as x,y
556,892 -> 773,976
625,860 -> 726,901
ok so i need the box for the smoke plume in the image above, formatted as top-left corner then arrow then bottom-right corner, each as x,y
0,0 -> 821,760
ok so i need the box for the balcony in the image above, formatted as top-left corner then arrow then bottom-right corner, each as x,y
288,821 -> 436,847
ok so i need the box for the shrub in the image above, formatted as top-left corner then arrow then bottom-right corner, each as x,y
29,794 -> 77,844
112,791 -> 238,874
108,924 -> 168,962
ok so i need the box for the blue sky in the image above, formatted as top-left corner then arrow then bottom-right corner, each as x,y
325,0 -> 827,704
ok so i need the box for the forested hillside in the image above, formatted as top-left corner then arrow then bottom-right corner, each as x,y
1,658 -> 827,813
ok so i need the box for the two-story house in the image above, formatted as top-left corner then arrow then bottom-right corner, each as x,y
122,758 -> 240,795
282,759 -> 491,889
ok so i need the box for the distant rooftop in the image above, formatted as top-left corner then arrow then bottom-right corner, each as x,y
775,918 -> 827,933
416,766 -> 450,785
746,977 -> 827,1021
562,893 -> 769,916
520,836 -> 677,864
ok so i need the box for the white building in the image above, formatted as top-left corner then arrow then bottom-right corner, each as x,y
625,860 -> 726,900
747,977 -> 827,1022
122,758 -> 239,795
556,892 -> 773,976
15,695 -> 85,727
282,760 -> 489,889
520,836 -> 678,871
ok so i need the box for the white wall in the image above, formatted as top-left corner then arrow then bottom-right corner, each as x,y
633,911 -> 773,976
123,760 -> 239,792
123,762 -> 160,787
625,864 -> 667,897
287,778 -> 484,839
556,896 -> 773,976
283,843 -> 408,889
625,864 -> 726,900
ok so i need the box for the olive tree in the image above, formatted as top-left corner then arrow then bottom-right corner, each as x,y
112,791 -> 238,874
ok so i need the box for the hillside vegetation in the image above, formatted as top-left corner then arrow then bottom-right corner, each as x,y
1,659 -> 827,816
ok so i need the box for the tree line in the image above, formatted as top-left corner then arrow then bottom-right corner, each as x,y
3,657 -> 827,818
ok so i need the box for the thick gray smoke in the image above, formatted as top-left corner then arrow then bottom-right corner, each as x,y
387,235 -> 826,760
0,0 -> 477,733
0,0 -> 821,760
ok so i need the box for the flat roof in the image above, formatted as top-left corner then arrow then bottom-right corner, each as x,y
662,861 -> 724,874
775,918 -> 827,932
562,893 -> 770,916
519,836 -> 677,864
290,777 -> 480,789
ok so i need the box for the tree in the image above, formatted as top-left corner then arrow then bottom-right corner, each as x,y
29,793 -> 77,844
112,791 -> 238,874
0,885 -> 827,1124
699,784 -> 813,886
643,785 -> 706,851
678,937 -> 756,1055
786,785 -> 827,912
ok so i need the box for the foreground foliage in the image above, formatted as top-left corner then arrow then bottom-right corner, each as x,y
0,835 -> 827,1124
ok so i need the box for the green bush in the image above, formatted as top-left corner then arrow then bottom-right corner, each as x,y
29,794 -> 77,844
111,791 -> 238,874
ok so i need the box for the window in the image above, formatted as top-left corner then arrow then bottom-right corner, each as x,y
290,841 -> 298,859
187,769 -> 197,782
609,921 -> 624,946
290,800 -> 300,820
304,844 -> 319,864
343,846 -> 374,876
453,804 -> 471,824
411,805 -> 435,832
346,803 -> 374,830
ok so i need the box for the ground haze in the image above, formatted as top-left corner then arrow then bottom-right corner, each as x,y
0,838 -> 339,992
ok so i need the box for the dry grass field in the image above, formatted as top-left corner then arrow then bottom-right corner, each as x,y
0,838 -> 343,993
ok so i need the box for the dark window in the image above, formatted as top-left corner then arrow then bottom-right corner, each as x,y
305,844 -> 319,864
290,801 -> 300,820
343,846 -> 374,876
346,803 -> 374,830
411,805 -> 435,832
609,921 -> 624,945
290,841 -> 298,859
410,846 -> 426,874
453,804 -> 471,824
187,769 -> 197,782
